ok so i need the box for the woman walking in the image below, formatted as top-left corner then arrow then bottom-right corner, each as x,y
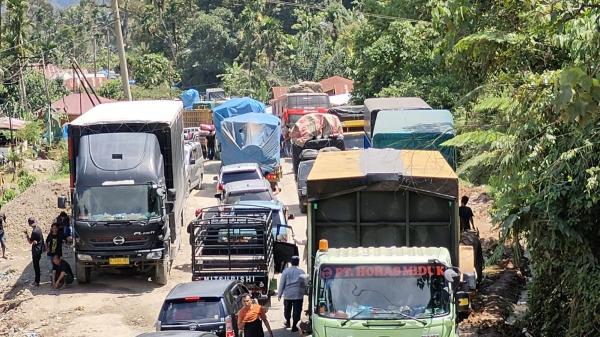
237,294 -> 273,337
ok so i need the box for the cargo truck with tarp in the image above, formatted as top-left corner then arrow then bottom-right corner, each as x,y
371,109 -> 457,169
219,113 -> 282,188
289,113 -> 344,177
303,148 -> 481,336
363,97 -> 432,139
62,101 -> 186,285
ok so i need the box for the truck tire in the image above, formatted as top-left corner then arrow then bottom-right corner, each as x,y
154,254 -> 170,285
76,261 -> 91,284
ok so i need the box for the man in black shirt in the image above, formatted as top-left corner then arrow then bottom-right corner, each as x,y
459,196 -> 475,232
0,212 -> 6,259
24,217 -> 44,286
206,131 -> 216,160
51,254 -> 74,289
46,223 -> 71,275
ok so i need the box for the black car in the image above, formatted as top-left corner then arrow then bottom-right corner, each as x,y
157,280 -> 250,337
137,332 -> 218,337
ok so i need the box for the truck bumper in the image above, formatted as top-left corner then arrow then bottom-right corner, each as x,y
75,248 -> 165,268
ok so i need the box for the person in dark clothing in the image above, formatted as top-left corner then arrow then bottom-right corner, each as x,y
55,211 -> 71,237
0,212 -> 7,259
206,131 -> 216,160
459,196 -> 475,232
46,223 -> 71,274
51,254 -> 74,289
24,217 -> 44,286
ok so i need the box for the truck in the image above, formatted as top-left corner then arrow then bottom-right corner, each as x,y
363,97 -> 432,139
304,148 -> 481,336
219,112 -> 282,189
289,113 -> 344,178
371,109 -> 457,169
190,205 -> 298,305
63,101 -> 186,285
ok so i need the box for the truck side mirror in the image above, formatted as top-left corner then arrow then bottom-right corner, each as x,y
165,202 -> 174,214
167,188 -> 176,201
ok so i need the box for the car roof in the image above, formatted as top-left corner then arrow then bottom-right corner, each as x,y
136,332 -> 211,337
224,179 -> 270,194
221,163 -> 260,173
166,280 -> 235,300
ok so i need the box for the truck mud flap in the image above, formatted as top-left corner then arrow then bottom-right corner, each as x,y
169,213 -> 176,243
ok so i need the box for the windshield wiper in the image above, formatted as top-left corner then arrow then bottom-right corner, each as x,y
377,310 -> 428,326
340,308 -> 367,327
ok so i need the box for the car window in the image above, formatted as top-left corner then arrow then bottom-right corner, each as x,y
221,171 -> 262,184
226,191 -> 273,203
160,297 -> 223,324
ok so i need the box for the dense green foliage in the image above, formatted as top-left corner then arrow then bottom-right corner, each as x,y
0,0 -> 599,335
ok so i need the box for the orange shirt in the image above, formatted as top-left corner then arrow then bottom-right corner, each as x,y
237,304 -> 266,327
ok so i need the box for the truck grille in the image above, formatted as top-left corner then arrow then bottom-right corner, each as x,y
89,235 -> 148,248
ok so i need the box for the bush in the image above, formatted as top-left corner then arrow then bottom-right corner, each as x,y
17,170 -> 36,192
57,141 -> 70,175
0,188 -> 17,207
98,80 -> 124,100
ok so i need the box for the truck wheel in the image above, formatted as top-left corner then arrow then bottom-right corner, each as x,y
154,254 -> 170,285
76,261 -> 91,284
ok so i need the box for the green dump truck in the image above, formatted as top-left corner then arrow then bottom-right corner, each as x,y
305,148 -> 479,337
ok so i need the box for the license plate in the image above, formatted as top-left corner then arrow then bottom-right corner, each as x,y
459,298 -> 469,306
109,257 -> 129,265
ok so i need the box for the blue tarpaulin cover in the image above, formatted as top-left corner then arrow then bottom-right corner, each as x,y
180,89 -> 201,109
212,97 -> 266,133
220,113 -> 281,173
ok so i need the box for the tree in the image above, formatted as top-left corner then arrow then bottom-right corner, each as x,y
128,52 -> 174,88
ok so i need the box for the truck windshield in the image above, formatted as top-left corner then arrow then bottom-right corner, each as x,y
317,264 -> 450,320
288,95 -> 330,108
75,185 -> 161,221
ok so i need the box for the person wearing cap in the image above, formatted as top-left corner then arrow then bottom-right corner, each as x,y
24,217 -> 44,286
277,256 -> 306,332
0,212 -> 7,259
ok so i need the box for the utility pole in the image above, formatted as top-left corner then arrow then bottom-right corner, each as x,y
111,0 -> 132,101
41,51 -> 53,143
106,27 -> 110,76
93,37 -> 97,80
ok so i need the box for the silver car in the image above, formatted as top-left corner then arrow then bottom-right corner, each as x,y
184,142 -> 205,191
220,179 -> 274,204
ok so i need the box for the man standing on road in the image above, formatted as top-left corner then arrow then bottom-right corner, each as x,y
459,195 -> 475,232
278,256 -> 306,332
24,217 -> 44,286
0,212 -> 7,259
206,130 -> 216,160
51,254 -> 74,289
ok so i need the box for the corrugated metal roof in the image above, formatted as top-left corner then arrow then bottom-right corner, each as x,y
317,246 -> 452,266
364,97 -> 432,112
70,100 -> 183,126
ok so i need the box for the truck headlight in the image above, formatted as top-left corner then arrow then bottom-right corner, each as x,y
146,251 -> 163,260
77,254 -> 92,262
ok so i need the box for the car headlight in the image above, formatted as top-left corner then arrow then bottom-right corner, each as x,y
146,251 -> 163,260
77,254 -> 92,262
